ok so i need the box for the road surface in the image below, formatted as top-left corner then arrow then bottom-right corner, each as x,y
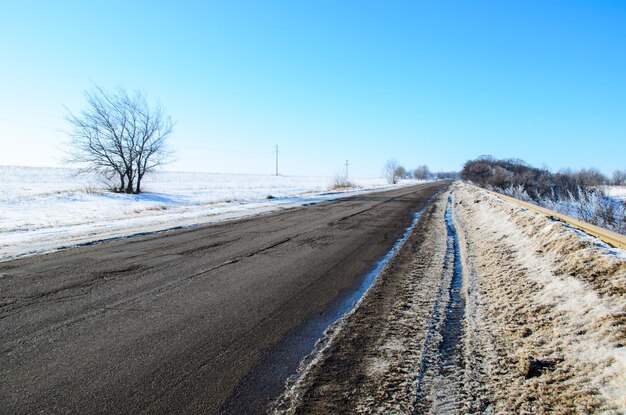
0,182 -> 446,414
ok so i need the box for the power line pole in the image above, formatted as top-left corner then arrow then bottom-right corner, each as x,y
345,159 -> 350,178
275,145 -> 279,176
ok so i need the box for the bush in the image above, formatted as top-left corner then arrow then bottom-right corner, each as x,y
384,159 -> 404,184
461,156 -> 609,201
331,174 -> 355,189
539,187 -> 625,234
412,165 -> 430,180
462,156 -> 624,234
502,185 -> 532,202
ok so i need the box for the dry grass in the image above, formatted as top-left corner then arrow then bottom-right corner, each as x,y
330,174 -> 355,190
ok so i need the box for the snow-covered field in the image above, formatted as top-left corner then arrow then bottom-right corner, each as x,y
0,166 -> 409,261
605,185 -> 626,202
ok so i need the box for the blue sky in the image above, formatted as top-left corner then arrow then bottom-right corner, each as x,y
1,1 -> 624,177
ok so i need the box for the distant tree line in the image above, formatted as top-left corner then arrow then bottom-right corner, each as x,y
383,160 -> 458,184
433,171 -> 459,180
459,155 -> 619,199
460,155 -> 625,234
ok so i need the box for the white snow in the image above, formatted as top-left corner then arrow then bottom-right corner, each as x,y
605,185 -> 626,202
0,166 -> 415,261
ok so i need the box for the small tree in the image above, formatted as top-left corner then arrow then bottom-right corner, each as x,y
395,165 -> 407,179
412,165 -> 430,180
65,86 -> 173,193
612,169 -> 626,185
384,159 -> 404,184
575,168 -> 608,187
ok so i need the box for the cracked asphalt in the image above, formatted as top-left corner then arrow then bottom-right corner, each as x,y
0,182 -> 446,414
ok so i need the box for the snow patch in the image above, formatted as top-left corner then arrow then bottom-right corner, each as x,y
605,185 -> 626,202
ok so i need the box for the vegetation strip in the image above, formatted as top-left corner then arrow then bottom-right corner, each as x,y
460,156 -> 626,235
486,188 -> 626,249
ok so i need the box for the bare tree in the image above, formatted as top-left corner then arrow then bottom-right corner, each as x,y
612,169 -> 626,185
412,165 -> 430,180
384,159 -> 404,184
575,168 -> 608,187
65,86 -> 173,193
395,165 -> 407,179
435,171 -> 458,180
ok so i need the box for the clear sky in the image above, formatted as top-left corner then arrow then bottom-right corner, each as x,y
1,1 -> 625,177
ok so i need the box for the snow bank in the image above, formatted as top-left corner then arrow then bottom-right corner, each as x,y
0,166 -> 413,261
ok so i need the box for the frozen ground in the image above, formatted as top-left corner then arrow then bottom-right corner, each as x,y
0,166 -> 411,261
272,182 -> 625,414
454,183 -> 625,414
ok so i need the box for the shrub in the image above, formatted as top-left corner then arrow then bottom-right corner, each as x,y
331,174 -> 355,189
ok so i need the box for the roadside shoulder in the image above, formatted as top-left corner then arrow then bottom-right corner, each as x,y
453,181 -> 626,414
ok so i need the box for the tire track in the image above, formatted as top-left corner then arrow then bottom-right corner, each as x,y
413,195 -> 467,413
272,190 -> 472,414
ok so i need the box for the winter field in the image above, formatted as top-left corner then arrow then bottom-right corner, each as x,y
0,166 -> 409,261
2,166 -> 624,413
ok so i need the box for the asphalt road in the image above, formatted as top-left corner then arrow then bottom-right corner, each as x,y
0,182 -> 446,414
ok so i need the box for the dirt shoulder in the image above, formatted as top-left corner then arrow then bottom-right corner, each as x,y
273,182 -> 626,414
273,190 -> 452,413
454,182 -> 625,414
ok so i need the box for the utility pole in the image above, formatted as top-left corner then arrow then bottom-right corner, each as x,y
345,159 -> 350,178
275,145 -> 279,176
